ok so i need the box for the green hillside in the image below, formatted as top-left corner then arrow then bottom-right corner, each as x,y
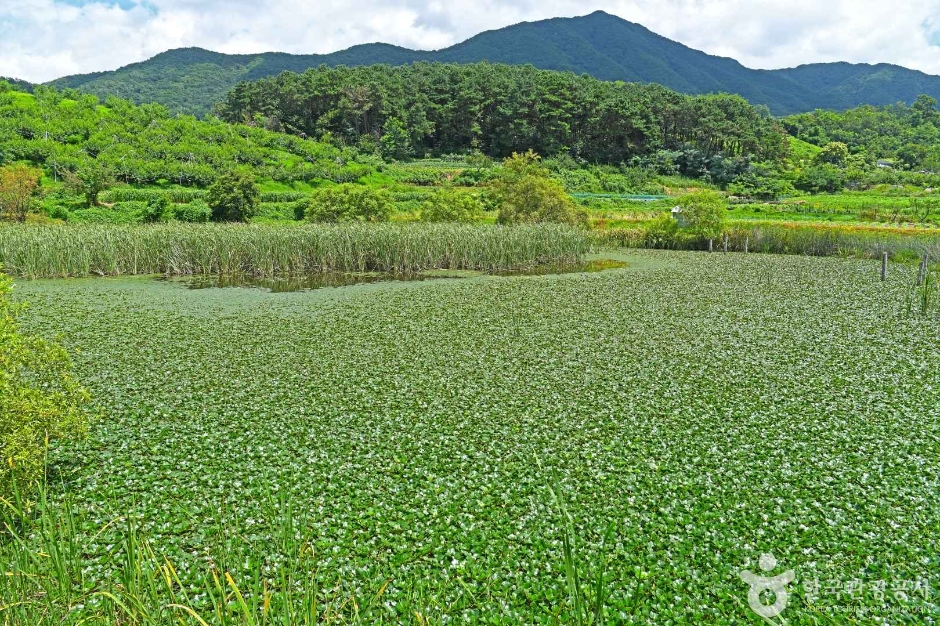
47,11 -> 940,117
0,77 -> 33,93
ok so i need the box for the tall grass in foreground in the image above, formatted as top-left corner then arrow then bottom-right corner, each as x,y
0,484 -> 389,624
0,480 -> 604,624
0,223 -> 588,278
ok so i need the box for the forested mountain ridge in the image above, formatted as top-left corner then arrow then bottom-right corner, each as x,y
46,11 -> 940,117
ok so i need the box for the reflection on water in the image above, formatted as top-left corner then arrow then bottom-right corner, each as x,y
491,259 -> 628,276
162,259 -> 629,293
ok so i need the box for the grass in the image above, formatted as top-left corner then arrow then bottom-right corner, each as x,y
0,223 -> 589,278
592,220 -> 940,264
3,251 -> 939,622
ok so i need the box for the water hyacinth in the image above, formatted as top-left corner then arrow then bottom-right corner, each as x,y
3,251 -> 939,623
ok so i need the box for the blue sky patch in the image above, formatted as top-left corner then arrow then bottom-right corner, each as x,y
57,0 -> 138,9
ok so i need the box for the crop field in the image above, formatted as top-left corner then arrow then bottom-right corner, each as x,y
4,250 -> 939,623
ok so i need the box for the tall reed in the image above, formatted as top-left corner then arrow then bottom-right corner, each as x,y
593,222 -> 940,262
0,223 -> 589,278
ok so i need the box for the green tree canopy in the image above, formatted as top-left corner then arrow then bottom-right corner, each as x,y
0,164 -> 41,222
207,170 -> 260,222
494,152 -> 586,226
63,159 -> 114,207
814,142 -> 850,167
676,190 -> 727,241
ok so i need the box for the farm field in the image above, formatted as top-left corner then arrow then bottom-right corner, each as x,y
6,250 -> 940,623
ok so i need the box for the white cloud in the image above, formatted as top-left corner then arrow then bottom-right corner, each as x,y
3,0 -> 940,83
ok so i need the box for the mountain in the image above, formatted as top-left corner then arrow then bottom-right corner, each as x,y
47,11 -> 940,117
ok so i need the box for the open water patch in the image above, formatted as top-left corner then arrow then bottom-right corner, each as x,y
159,259 -> 629,293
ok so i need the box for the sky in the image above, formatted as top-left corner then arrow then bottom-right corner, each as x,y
3,0 -> 940,83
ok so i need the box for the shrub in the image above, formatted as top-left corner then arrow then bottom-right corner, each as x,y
305,185 -> 393,223
451,169 -> 497,186
493,153 -> 586,226
141,196 -> 170,223
676,190 -> 727,241
643,214 -> 682,249
45,205 -> 70,221
0,164 -> 41,222
173,199 -> 211,223
254,202 -> 297,222
420,189 -> 484,223
70,202 -> 144,224
0,270 -> 90,497
207,170 -> 260,222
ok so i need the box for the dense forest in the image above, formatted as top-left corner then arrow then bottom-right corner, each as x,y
216,62 -> 789,166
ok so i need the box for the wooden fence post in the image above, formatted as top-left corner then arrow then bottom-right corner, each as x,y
882,252 -> 888,282
708,239 -> 713,253
917,254 -> 928,286
723,235 -> 728,254
744,237 -> 749,254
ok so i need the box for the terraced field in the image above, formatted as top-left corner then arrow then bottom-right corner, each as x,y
8,251 -> 940,623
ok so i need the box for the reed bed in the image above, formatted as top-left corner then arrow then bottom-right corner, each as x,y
593,222 -> 940,262
0,223 -> 589,278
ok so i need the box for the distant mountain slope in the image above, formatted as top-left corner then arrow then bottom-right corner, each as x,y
46,11 -> 940,116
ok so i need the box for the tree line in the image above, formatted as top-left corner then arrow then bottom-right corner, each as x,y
215,62 -> 790,165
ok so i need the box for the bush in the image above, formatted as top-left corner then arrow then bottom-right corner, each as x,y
493,152 -> 586,226
173,199 -> 211,223
70,202 -> 144,224
0,270 -> 90,497
253,202 -> 297,222
451,168 -> 497,186
644,214 -> 684,248
0,164 -> 41,222
207,170 -> 260,222
676,190 -> 727,241
419,189 -> 484,223
141,196 -> 170,223
305,185 -> 393,223
45,205 -> 70,221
